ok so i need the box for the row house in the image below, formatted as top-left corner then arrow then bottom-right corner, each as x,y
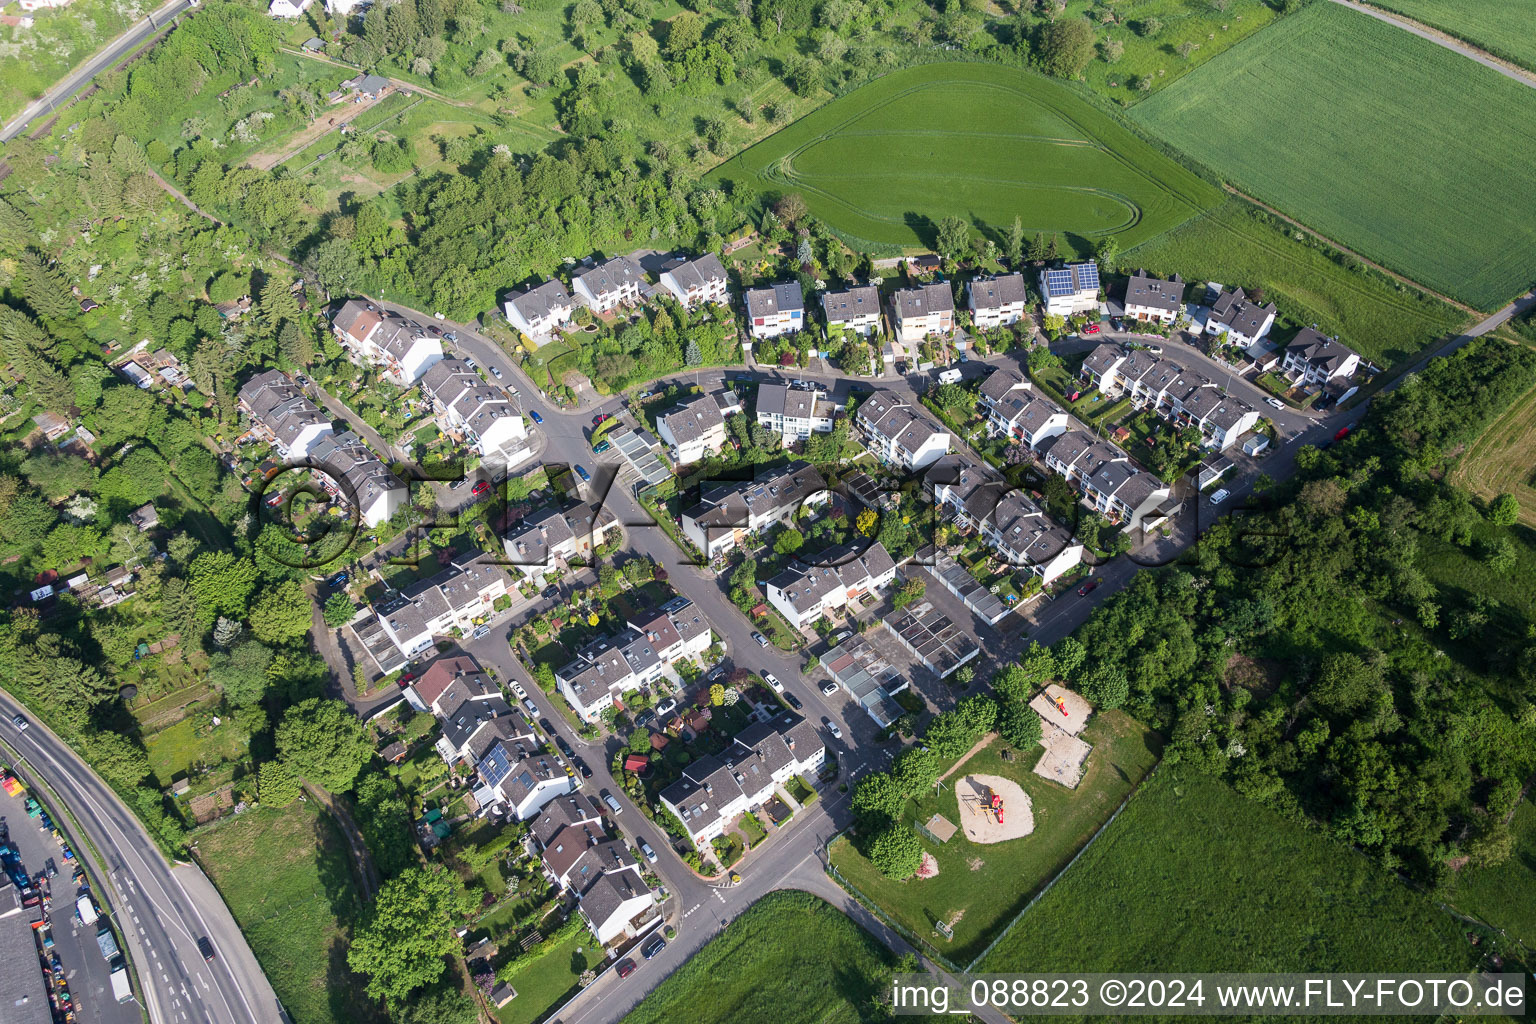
502,502 -> 619,579
476,736 -> 576,820
1204,287 -> 1276,346
1282,327 -> 1360,385
531,798 -> 657,947
309,431 -> 407,527
660,713 -> 824,847
503,279 -> 575,341
399,653 -> 530,769
1122,270 -> 1184,324
375,555 -> 513,657
681,462 -> 829,561
856,391 -> 950,472
1042,431 -> 1171,531
1038,262 -> 1100,317
331,299 -> 444,385
555,600 -> 712,722
657,392 -> 728,466
925,454 -> 1083,584
744,281 -> 805,340
763,541 -> 898,630
977,367 -> 1069,450
891,283 -> 954,344
658,253 -> 729,309
755,382 -> 836,443
1079,344 -> 1260,450
967,273 -> 1028,329
821,286 -> 881,336
571,255 -> 647,313
237,370 -> 333,460
420,358 -> 529,466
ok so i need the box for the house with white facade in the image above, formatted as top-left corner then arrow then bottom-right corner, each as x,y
763,542 -> 898,629
744,281 -> 804,340
821,286 -> 881,336
309,431 -> 406,527
268,0 -> 312,16
503,279 -> 574,341
755,383 -> 836,443
660,713 -> 823,847
554,599 -> 712,722
891,283 -> 954,344
1038,262 -> 1100,317
681,462 -> 829,561
1078,344 -> 1258,450
420,358 -> 529,467
571,255 -> 646,313
925,454 -> 1083,584
855,391 -> 950,472
1042,431 -> 1172,531
1123,270 -> 1184,325
658,253 -> 728,309
476,738 -> 576,819
331,299 -> 444,385
1204,287 -> 1276,346
657,392 -> 728,466
967,273 -> 1028,329
531,797 -> 655,945
1282,327 -> 1360,385
237,370 -> 334,460
375,556 -> 513,657
978,367 -> 1069,450
502,502 -> 619,579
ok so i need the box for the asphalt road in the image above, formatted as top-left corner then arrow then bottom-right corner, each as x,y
0,690 -> 284,1024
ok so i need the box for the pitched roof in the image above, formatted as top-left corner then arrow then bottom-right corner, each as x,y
1124,270 -> 1184,313
660,393 -> 726,445
1041,262 -> 1100,298
663,253 -> 727,292
1286,327 -> 1358,372
893,282 -> 954,319
507,279 -> 573,322
531,794 -> 603,848
744,281 -> 803,319
1208,287 -> 1277,334
413,654 -> 486,707
821,285 -> 880,323
968,273 -> 1027,311
310,431 -> 402,511
683,462 -> 827,529
574,254 -> 645,297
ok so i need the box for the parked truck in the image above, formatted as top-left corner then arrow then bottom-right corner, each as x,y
96,924 -> 119,960
109,960 -> 132,1003
75,894 -> 98,925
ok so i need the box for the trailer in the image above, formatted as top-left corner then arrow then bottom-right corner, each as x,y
96,924 -> 120,960
109,961 -> 132,1003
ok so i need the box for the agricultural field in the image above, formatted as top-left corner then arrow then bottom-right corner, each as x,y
196,802 -> 381,1024
1370,0 -> 1536,72
712,62 -> 1221,255
1445,798 -> 1536,947
0,0 -> 146,123
1450,382 -> 1536,527
1125,198 -> 1465,368
1132,2 -> 1536,311
830,712 -> 1162,965
979,768 -> 1475,974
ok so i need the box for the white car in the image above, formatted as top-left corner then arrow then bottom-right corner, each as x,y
1266,397 -> 1286,410
490,366 -> 503,379
1146,345 -> 1164,355
1209,488 -> 1231,505
464,357 -> 478,371
820,680 -> 838,696
10,714 -> 27,731
826,721 -> 843,740
764,672 -> 783,693
512,682 -> 528,699
639,839 -> 658,863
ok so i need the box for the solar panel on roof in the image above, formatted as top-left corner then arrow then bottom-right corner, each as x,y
1076,263 -> 1100,289
1046,269 -> 1073,293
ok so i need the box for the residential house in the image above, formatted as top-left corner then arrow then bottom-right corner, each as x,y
925,454 -> 1083,583
268,0 -> 311,16
763,542 -> 897,630
978,367 -> 1069,450
856,391 -> 950,471
754,383 -> 836,443
891,283 -> 954,344
681,462 -> 829,561
530,794 -> 604,851
1122,270 -> 1184,324
571,255 -> 646,313
503,279 -> 574,341
502,502 -> 618,578
554,601 -> 712,722
404,654 -> 494,714
128,504 -> 159,532
1038,262 -> 1100,317
1204,287 -> 1277,346
821,286 -> 881,336
967,273 -> 1028,329
420,358 -> 529,466
657,392 -> 728,466
1079,344 -> 1259,450
476,738 -> 575,820
1042,431 -> 1171,530
237,370 -> 334,460
331,299 -> 444,385
375,555 -> 513,657
575,862 -> 655,946
744,281 -> 804,340
309,431 -> 406,527
657,254 -> 728,309
1282,327 -> 1360,385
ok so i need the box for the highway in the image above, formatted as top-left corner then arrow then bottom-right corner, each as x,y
0,689 -> 284,1024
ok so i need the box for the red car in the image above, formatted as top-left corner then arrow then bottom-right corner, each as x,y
471,480 -> 490,496
593,413 -> 610,426
616,958 -> 636,979
1333,426 -> 1352,442
1077,578 -> 1101,597
1084,322 -> 1101,334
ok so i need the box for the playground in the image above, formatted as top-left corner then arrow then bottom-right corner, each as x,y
956,774 -> 1034,844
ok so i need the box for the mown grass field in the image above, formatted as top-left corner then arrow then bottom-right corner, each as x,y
1125,198 -> 1465,368
621,891 -> 925,1024
196,802 -> 380,1024
1131,2 -> 1536,311
1450,381 -> 1536,527
493,928 -> 588,1024
712,63 -> 1220,254
1445,798 -> 1536,947
979,768 -> 1475,973
1370,0 -> 1536,71
831,712 -> 1162,965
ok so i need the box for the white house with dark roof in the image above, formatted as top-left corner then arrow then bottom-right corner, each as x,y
1078,344 -> 1258,450
476,738 -> 575,819
1043,430 -> 1171,530
503,279 -> 574,340
1204,287 -> 1276,346
268,0 -> 312,16
967,273 -> 1028,329
681,462 -> 829,561
309,431 -> 406,528
763,541 -> 897,629
744,281 -> 804,339
374,555 -> 513,656
657,392 -> 727,466
502,502 -> 619,579
891,283 -> 954,344
237,370 -> 334,460
1038,262 -> 1100,317
855,391 -> 950,471
554,601 -> 712,721
420,358 -> 528,466
1282,327 -> 1359,385
978,367 -> 1069,450
574,860 -> 655,945
330,299 -> 443,385
1123,270 -> 1184,324
658,253 -> 728,309
821,286 -> 881,336
755,382 -> 836,443
925,454 -> 1083,583
572,255 -> 646,313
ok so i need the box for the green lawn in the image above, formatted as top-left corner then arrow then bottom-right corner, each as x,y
493,927 -> 593,1024
1444,798 -> 1536,947
143,716 -> 250,784
1132,3 -> 1536,310
195,802 -> 380,1024
979,767 -> 1475,973
830,712 -> 1162,965
1369,0 -> 1536,71
712,62 -> 1220,255
1125,198 -> 1464,368
621,890 -> 922,1024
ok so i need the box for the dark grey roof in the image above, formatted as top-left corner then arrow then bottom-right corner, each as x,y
1124,270 -> 1184,313
684,462 -> 827,529
821,286 -> 880,323
893,282 -> 954,318
664,253 -> 727,292
1208,288 -> 1277,334
310,431 -> 403,511
574,254 -> 645,297
531,794 -> 603,849
968,273 -> 1027,311
1286,327 -> 1357,372
508,279 -> 573,322
578,866 -> 651,929
660,393 -> 725,445
979,366 -> 1027,403
744,281 -> 803,319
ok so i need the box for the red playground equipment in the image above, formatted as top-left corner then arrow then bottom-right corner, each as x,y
1055,696 -> 1069,717
990,793 -> 1004,825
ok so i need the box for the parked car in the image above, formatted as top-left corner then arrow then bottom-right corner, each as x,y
1334,425 -> 1354,442
1145,344 -> 1162,354
602,791 -> 622,814
593,440 -> 612,453
824,720 -> 843,740
471,480 -> 490,495
764,672 -> 783,693
1084,322 -> 1101,335
784,692 -> 803,711
642,935 -> 666,960
639,840 -> 657,863
1266,397 -> 1286,410
522,698 -> 539,715
427,325 -> 443,336
832,630 -> 852,645
1077,577 -> 1101,597
490,366 -> 503,380
575,465 -> 591,482
11,714 -> 27,731
327,572 -> 349,589
196,937 -> 215,961
443,332 -> 458,342
820,680 -> 838,696
511,682 -> 527,699
593,413 -> 610,426
463,356 -> 478,370
528,409 -> 543,424
1209,488 -> 1231,505
540,718 -> 556,735
556,736 -> 574,758
617,958 -> 637,979
574,757 -> 592,779
473,625 -> 492,640
542,585 -> 560,599
752,631 -> 769,647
